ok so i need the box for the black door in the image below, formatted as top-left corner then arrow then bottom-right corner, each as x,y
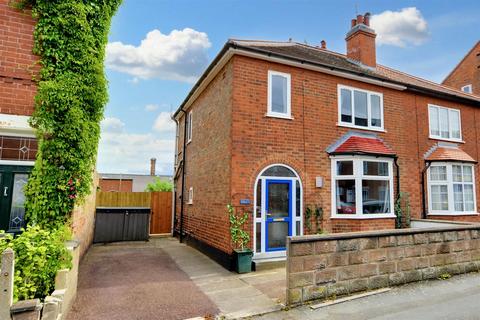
0,165 -> 32,232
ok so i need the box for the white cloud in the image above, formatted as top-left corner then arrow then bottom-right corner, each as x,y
97,117 -> 174,175
371,7 -> 429,47
106,28 -> 211,83
145,104 -> 159,112
153,112 -> 175,133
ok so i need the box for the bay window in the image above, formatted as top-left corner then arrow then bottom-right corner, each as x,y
428,163 -> 476,215
428,105 -> 461,141
331,157 -> 394,218
338,85 -> 384,131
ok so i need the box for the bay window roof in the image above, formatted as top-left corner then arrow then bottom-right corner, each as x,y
425,146 -> 477,163
327,133 -> 396,157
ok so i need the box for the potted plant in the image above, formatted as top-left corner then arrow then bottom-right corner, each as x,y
228,204 -> 253,273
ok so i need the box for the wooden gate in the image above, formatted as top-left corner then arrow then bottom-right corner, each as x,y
150,191 -> 172,235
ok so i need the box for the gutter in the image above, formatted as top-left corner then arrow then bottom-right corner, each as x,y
173,110 -> 188,242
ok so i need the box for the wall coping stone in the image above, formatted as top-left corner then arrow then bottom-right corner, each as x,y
10,299 -> 42,314
289,223 -> 480,244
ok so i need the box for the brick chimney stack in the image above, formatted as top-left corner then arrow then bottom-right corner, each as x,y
150,158 -> 156,176
346,12 -> 377,68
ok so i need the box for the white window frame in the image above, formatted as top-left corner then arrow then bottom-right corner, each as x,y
188,187 -> 193,205
461,84 -> 473,94
331,156 -> 395,219
337,84 -> 385,132
428,104 -> 462,142
427,162 -> 477,215
186,111 -> 193,143
267,70 -> 292,119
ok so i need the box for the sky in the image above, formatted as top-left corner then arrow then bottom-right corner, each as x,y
96,0 -> 480,176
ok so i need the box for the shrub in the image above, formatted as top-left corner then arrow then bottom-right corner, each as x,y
228,204 -> 250,251
145,178 -> 173,192
0,225 -> 72,301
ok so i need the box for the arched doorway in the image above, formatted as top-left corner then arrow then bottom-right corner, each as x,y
253,164 -> 303,260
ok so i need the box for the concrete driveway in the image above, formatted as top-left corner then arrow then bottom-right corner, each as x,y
66,241 -> 218,320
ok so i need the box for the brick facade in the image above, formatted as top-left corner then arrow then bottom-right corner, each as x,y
442,41 -> 480,95
174,17 -> 480,264
98,178 -> 133,192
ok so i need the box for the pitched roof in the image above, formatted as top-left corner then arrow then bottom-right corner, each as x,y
442,41 -> 480,84
425,146 -> 477,163
229,39 -> 480,103
328,134 -> 395,157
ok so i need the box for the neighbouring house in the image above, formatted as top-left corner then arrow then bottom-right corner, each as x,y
0,1 -> 39,233
442,41 -> 480,95
98,158 -> 172,192
173,12 -> 480,268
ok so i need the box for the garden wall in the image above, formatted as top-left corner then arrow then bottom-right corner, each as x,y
286,224 -> 480,305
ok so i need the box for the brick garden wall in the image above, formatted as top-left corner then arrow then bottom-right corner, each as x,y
286,225 -> 480,305
98,178 -> 133,192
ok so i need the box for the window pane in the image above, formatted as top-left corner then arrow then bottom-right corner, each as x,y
363,161 -> 388,176
341,88 -> 352,123
336,161 -> 353,175
336,180 -> 356,214
463,166 -> 473,182
268,182 -> 290,218
450,110 -> 461,139
256,222 -> 261,252
8,174 -> 28,231
452,165 -> 463,182
362,180 -> 390,214
271,74 -> 287,114
370,95 -> 382,127
296,180 -> 301,217
429,107 -> 439,136
267,222 -> 288,249
454,184 -> 464,212
256,180 -> 262,218
354,90 -> 368,127
262,166 -> 296,177
430,166 -> 447,181
439,107 -> 449,138
431,185 -> 448,210
296,221 -> 301,236
464,185 -> 475,211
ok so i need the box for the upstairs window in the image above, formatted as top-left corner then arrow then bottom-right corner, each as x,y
186,111 -> 193,143
267,71 -> 291,118
428,105 -> 461,141
461,84 -> 473,94
338,85 -> 383,130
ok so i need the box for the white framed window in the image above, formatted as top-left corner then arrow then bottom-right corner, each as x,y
186,111 -> 193,143
428,105 -> 462,142
331,156 -> 395,219
267,70 -> 291,119
461,84 -> 473,94
188,187 -> 193,204
338,85 -> 384,131
427,163 -> 477,215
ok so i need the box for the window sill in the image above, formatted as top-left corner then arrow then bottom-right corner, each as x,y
427,212 -> 478,216
265,113 -> 293,120
337,123 -> 386,133
428,136 -> 464,144
331,214 -> 396,220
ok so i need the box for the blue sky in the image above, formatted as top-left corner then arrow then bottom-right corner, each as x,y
97,0 -> 480,175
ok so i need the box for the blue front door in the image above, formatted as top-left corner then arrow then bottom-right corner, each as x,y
265,179 -> 292,252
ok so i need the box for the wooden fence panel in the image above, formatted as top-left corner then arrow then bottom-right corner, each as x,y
150,192 -> 172,234
96,192 -> 151,207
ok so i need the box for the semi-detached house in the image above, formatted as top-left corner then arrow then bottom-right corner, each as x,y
173,13 -> 480,269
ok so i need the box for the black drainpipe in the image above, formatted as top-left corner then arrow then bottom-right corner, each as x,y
394,156 -> 400,201
179,110 -> 188,243
421,161 -> 432,219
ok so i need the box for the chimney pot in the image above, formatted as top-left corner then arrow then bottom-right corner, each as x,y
320,40 -> 326,49
351,19 -> 356,28
357,14 -> 364,25
364,12 -> 371,26
150,158 -> 156,176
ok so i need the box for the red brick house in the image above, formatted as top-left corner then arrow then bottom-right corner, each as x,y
173,13 -> 480,267
442,41 -> 480,95
0,0 -> 39,232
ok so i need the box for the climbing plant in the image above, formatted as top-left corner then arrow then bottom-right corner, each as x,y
12,0 -> 122,228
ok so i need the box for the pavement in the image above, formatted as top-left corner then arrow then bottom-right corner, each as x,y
66,237 -> 285,320
252,272 -> 480,320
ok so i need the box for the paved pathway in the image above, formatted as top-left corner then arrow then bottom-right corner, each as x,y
66,242 -> 218,320
253,272 -> 480,320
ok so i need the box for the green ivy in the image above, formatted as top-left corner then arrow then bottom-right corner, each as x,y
0,225 -> 72,301
228,204 -> 250,251
12,0 -> 122,227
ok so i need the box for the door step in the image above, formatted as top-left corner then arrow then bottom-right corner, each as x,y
253,259 -> 286,271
